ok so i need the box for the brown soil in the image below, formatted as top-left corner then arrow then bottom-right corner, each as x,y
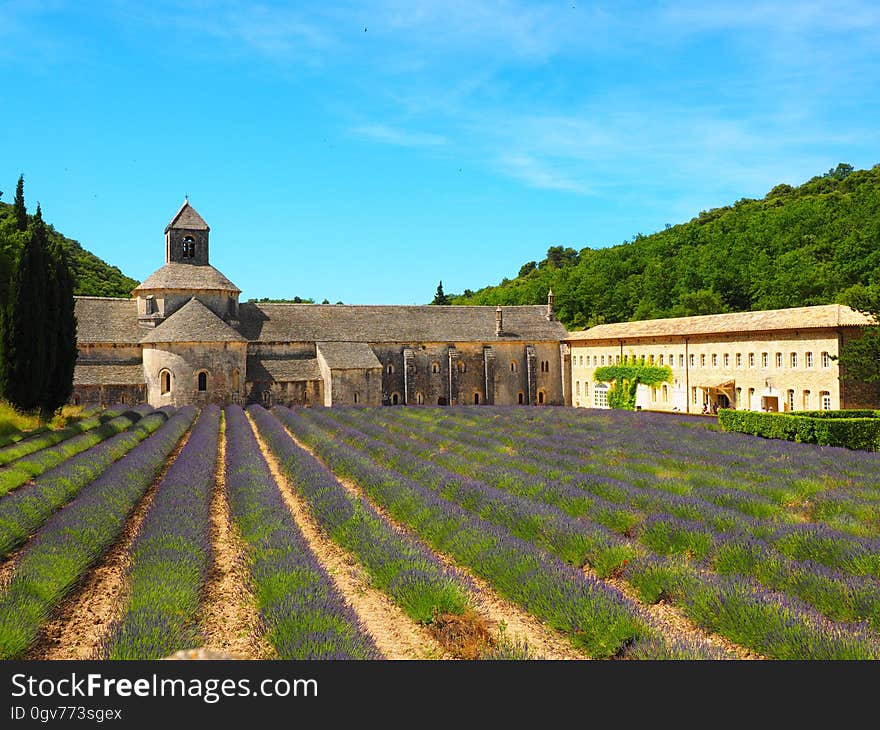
25,424 -> 194,660
246,412 -> 449,660
280,420 -> 587,660
200,414 -> 276,660
0,548 -> 23,591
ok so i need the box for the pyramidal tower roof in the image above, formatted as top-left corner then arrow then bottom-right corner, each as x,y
165,199 -> 210,233
140,297 -> 247,344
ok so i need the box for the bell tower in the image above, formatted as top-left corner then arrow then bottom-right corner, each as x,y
165,198 -> 210,266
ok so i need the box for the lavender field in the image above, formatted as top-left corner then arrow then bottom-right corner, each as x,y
1,404 -> 878,660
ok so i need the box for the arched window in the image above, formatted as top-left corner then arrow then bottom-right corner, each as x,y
518,392 -> 524,404
232,369 -> 240,390
354,392 -> 360,404
182,236 -> 195,258
473,392 -> 480,404
391,393 -> 399,405
416,392 -> 424,405
510,361 -> 518,373
387,364 -> 395,375
262,389 -> 272,406
538,390 -> 545,404
432,362 -> 440,374
197,371 -> 208,392
160,369 -> 172,395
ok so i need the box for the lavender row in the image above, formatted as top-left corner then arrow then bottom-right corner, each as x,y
300,413 -> 871,654
0,407 -> 151,497
348,408 -> 880,623
306,408 -> 634,577
248,405 -> 471,626
0,408 -> 170,559
0,407 -> 197,659
0,405 -> 127,467
223,406 -> 379,659
276,407 -> 651,659
342,409 -> 880,571
105,406 -> 221,659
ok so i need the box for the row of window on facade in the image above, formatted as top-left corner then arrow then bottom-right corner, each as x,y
353,391 -> 544,405
159,369 -> 240,395
392,359 -> 551,375
574,379 -> 833,411
575,351 -> 832,370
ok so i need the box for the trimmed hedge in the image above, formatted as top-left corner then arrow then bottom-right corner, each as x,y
718,409 -> 880,451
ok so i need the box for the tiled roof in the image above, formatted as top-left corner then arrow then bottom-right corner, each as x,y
316,342 -> 382,370
140,298 -> 248,344
565,304 -> 874,342
246,357 -> 322,382
133,263 -> 240,293
164,201 -> 209,232
238,303 -> 567,343
73,363 -> 144,385
75,297 -> 142,344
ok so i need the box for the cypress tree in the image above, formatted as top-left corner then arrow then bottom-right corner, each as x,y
12,176 -> 27,232
2,205 -> 49,415
42,239 -> 77,419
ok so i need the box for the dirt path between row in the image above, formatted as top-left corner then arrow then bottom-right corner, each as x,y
25,423 -> 195,660
275,418 -> 586,660
200,415 -> 276,660
246,413 -> 448,660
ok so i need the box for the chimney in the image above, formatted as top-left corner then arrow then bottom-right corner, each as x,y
546,288 -> 555,321
495,305 -> 503,336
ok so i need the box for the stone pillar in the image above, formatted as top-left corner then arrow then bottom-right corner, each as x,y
447,346 -> 460,405
525,345 -> 537,406
561,343 -> 572,406
403,347 -> 416,405
483,346 -> 496,405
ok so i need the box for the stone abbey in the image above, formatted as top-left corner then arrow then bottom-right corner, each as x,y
72,202 -> 570,408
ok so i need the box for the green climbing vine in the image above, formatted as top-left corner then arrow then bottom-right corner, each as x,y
593,356 -> 673,410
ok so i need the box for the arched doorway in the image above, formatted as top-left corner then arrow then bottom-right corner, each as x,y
437,396 -> 448,406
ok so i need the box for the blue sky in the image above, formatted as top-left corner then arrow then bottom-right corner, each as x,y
2,1 -> 879,304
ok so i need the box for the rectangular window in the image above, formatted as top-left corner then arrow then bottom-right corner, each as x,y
803,390 -> 811,410
700,354 -> 706,367
576,381 -> 580,396
775,352 -> 782,368
806,352 -> 814,368
601,355 -> 605,366
736,353 -> 742,367
736,387 -> 742,408
594,386 -> 608,409
791,352 -> 798,368
679,354 -> 684,368
821,351 -> 830,368
649,354 -> 655,365
615,355 -> 620,364
658,355 -> 664,366
748,387 -> 755,410
692,387 -> 697,404
651,387 -> 657,402
761,352 -> 769,368
787,389 -> 795,411
749,353 -> 755,368
821,391 -> 832,411
723,353 -> 730,367
711,354 -> 718,367
689,354 -> 695,367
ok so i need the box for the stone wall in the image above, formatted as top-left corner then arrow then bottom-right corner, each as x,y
370,341 -> 566,406
71,384 -> 147,407
245,378 -> 323,407
142,342 -> 247,407
139,288 -> 239,322
166,227 -> 209,266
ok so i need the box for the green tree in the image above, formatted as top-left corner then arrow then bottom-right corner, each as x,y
432,280 -> 451,305
837,283 -> 880,384
2,205 -> 50,414
42,237 -> 78,420
518,261 -> 537,277
12,176 -> 27,232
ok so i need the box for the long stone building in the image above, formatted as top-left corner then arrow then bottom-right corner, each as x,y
72,202 -> 570,408
566,305 -> 879,413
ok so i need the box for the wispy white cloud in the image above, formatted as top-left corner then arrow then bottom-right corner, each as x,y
497,153 -> 592,195
351,123 -> 447,148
